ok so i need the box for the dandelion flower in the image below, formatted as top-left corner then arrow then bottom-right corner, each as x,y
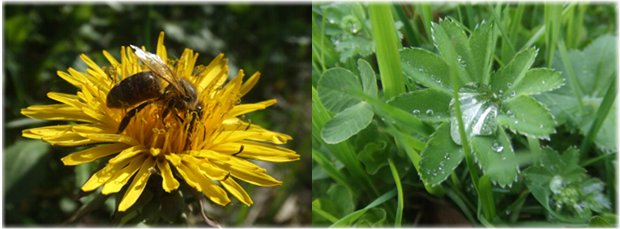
21,32 -> 299,212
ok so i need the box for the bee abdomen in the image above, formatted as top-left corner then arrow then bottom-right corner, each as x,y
106,72 -> 162,108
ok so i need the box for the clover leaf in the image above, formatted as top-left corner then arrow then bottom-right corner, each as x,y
397,18 -> 564,187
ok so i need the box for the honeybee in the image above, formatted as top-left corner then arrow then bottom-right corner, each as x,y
106,45 -> 203,140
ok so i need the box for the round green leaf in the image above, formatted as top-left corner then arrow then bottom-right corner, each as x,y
357,59 -> 378,97
318,67 -> 363,113
321,101 -> 374,144
420,123 -> 465,186
498,95 -> 556,138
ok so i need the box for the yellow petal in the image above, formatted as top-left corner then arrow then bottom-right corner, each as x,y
177,163 -> 230,206
197,53 -> 227,91
77,132 -> 139,145
157,159 -> 179,192
240,71 -> 260,96
102,155 -> 146,194
61,143 -> 129,166
57,70 -> 84,89
212,142 -> 299,162
81,159 -> 131,192
47,92 -> 84,108
118,157 -> 155,212
227,99 -> 277,118
221,178 -> 253,206
156,31 -> 168,65
22,104 -> 94,122
108,146 -> 146,164
228,164 -> 282,187
180,154 -> 228,180
102,50 -> 119,66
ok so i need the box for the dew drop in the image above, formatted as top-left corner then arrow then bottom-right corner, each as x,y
491,141 -> 504,153
412,109 -> 421,115
507,83 -> 513,88
350,24 -> 360,34
539,124 -> 544,128
426,109 -> 434,116
506,110 -> 513,116
510,91 -> 516,97
542,80 -> 547,85
514,120 -> 519,124
549,175 -> 564,194
502,156 -> 507,160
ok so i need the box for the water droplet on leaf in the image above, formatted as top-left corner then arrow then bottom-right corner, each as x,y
412,109 -> 420,115
426,109 -> 434,116
492,142 -> 504,153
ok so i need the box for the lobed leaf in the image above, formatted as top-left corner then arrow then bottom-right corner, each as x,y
513,68 -> 564,96
469,20 -> 495,84
470,127 -> 519,187
400,48 -> 451,94
431,18 -> 474,83
497,95 -> 556,138
491,47 -> 538,98
419,123 -> 465,186
388,88 -> 451,122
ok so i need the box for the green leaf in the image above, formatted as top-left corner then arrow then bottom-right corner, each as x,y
491,47 -> 538,97
357,59 -> 378,97
358,142 -> 387,175
400,47 -> 451,94
471,127 -> 518,187
4,139 -> 50,203
541,34 -> 617,152
513,68 -> 564,96
321,101 -> 374,144
353,208 -> 386,227
321,184 -> 356,219
469,20 -> 495,84
431,18 -> 474,83
589,214 -> 617,227
498,95 -> 556,138
331,190 -> 396,227
420,123 -> 465,186
388,88 -> 451,122
318,67 -> 363,113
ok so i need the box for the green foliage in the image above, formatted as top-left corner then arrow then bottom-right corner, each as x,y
312,2 -> 616,227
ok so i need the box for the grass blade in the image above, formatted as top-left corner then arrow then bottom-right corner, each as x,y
388,159 -> 403,226
369,4 -> 406,99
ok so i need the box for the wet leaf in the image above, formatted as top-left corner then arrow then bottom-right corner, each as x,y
497,95 -> 556,138
388,88 -> 452,122
400,48 -> 451,94
471,128 -> 518,187
449,84 -> 499,145
513,68 -> 564,96
420,123 -> 465,186
491,47 -> 537,97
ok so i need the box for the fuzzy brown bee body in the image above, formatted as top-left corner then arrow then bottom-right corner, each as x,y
106,45 -> 203,140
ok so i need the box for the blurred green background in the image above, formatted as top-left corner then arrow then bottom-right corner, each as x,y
3,3 -> 310,226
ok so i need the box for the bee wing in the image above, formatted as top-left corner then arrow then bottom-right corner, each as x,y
130,45 -> 184,93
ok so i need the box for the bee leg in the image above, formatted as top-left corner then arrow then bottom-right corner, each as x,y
183,110 -> 202,150
117,101 -> 152,133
